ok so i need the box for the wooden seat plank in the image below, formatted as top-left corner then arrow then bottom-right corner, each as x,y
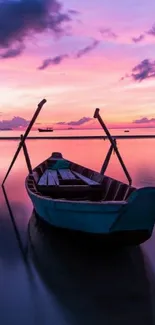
48,170 -> 59,185
73,171 -> 99,186
47,171 -> 56,186
58,169 -> 76,180
38,170 -> 48,185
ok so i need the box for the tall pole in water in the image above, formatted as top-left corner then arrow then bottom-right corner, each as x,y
94,108 -> 132,185
21,135 -> 33,174
2,99 -> 47,185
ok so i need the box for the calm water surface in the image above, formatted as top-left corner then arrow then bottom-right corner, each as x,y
1,127 -> 155,137
0,132 -> 155,324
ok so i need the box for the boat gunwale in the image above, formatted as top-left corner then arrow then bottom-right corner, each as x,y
25,154 -> 131,205
26,180 -> 127,205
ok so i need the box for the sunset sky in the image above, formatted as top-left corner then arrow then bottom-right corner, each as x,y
1,0 -> 155,129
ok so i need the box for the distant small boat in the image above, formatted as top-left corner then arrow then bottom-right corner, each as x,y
124,130 -> 129,133
0,128 -> 12,131
38,127 -> 53,132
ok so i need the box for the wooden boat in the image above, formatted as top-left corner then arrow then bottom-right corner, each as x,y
3,100 -> 155,246
25,151 -> 155,245
124,130 -> 130,133
38,127 -> 53,132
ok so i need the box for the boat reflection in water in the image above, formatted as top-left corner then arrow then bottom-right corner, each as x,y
28,211 -> 154,325
1,184 -> 154,325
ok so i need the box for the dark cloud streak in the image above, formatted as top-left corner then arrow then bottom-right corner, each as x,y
133,117 -> 155,124
68,117 -> 92,125
147,24 -> 155,36
132,59 -> 155,81
121,59 -> 155,82
132,34 -> 145,43
100,28 -> 117,39
57,117 -> 92,126
76,39 -> 99,58
38,54 -> 68,70
68,9 -> 80,15
0,44 -> 25,59
0,0 -> 72,58
38,37 -> 100,70
135,23 -> 155,39
56,121 -> 66,125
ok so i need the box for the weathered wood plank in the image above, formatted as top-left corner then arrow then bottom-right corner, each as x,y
48,170 -> 59,185
59,169 -> 76,180
73,171 -> 99,185
67,170 -> 76,179
47,170 -> 56,186
38,170 -> 48,185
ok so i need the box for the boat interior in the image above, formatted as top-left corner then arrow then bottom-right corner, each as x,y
27,153 -> 136,202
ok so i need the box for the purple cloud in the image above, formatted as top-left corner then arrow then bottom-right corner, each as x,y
0,44 -> 25,59
0,0 -> 72,58
134,23 -> 155,40
121,59 -> 155,82
56,121 -> 66,125
68,117 -> 92,126
0,116 -> 29,129
132,34 -> 145,43
132,59 -> 155,81
38,54 -> 68,70
76,39 -> 99,58
147,24 -> 155,36
133,117 -> 155,124
68,9 -> 80,15
56,117 -> 92,126
100,28 -> 117,39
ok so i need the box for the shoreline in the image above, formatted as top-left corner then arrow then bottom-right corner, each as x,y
0,135 -> 155,140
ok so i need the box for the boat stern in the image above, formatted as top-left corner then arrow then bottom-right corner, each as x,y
110,187 -> 155,235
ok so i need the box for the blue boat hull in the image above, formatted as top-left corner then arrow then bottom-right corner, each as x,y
27,189 -> 124,233
26,185 -> 155,245
31,211 -> 151,246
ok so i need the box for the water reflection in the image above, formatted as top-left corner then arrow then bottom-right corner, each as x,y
1,137 -> 155,188
28,214 -> 154,325
1,185 -> 28,262
0,137 -> 155,324
135,166 -> 155,187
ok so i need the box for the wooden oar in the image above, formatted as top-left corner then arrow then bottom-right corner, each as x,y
94,108 -> 132,185
21,134 -> 33,174
100,142 -> 115,174
2,98 -> 47,185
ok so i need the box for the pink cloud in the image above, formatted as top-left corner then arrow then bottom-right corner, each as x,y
0,39 -> 154,128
